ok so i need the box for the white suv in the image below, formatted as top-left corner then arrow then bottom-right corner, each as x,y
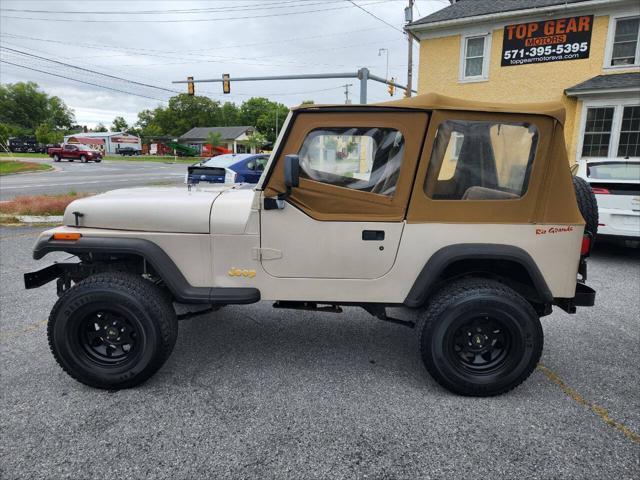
575,160 -> 640,240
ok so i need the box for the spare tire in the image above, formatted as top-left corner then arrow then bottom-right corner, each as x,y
572,176 -> 599,237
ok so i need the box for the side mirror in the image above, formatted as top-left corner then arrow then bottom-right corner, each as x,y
284,154 -> 299,188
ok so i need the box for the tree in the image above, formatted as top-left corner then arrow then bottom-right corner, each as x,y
246,131 -> 267,152
239,97 -> 289,144
133,94 -> 223,137
206,131 -> 222,149
35,123 -> 63,145
0,82 -> 74,131
220,102 -> 240,126
112,116 -> 128,132
93,123 -> 108,132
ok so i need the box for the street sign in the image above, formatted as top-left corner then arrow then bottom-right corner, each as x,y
501,15 -> 593,67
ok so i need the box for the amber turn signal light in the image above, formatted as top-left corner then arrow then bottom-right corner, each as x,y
52,232 -> 82,241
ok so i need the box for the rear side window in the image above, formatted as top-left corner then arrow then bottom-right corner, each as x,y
587,161 -> 640,180
298,127 -> 405,196
424,120 -> 538,200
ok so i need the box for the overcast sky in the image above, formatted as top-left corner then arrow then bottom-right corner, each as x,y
0,0 -> 447,128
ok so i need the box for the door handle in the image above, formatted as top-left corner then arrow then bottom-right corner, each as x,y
362,230 -> 385,241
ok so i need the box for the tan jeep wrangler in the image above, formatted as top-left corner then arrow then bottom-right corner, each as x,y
25,94 -> 597,396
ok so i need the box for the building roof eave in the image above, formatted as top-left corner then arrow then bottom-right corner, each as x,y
407,0 -> 627,37
565,86 -> 640,97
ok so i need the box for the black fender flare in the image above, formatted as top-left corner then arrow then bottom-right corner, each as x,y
32,236 -> 260,305
403,244 -> 553,308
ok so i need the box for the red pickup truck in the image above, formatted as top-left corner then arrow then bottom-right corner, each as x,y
48,144 -> 103,163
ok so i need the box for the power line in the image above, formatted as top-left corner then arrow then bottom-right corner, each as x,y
1,47 -> 180,94
1,27 -> 386,58
0,60 -> 169,102
0,0 -> 349,15
345,0 -> 405,34
0,0 -> 388,23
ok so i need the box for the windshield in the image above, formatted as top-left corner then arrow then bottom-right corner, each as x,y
77,145 -> 93,151
587,161 -> 640,181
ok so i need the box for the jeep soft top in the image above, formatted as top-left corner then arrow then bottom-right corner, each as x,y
25,94 -> 596,396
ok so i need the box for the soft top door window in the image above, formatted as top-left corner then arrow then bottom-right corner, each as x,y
263,111 -> 429,222
299,127 -> 405,196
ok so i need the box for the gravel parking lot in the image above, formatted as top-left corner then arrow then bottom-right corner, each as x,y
1,226 -> 638,479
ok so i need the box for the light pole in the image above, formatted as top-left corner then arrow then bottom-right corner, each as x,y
378,48 -> 389,80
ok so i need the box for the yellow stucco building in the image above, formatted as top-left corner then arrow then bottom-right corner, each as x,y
408,0 -> 640,165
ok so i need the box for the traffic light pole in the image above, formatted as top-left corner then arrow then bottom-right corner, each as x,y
173,68 -> 416,105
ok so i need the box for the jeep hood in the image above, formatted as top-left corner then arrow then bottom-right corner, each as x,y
63,185 -> 235,233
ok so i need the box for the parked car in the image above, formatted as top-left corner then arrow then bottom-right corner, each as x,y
25,94 -> 597,396
116,146 -> 141,156
48,144 -> 103,163
575,159 -> 640,240
186,153 -> 269,184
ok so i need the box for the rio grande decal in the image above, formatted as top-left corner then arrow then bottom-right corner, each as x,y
501,15 -> 593,66
536,226 -> 575,235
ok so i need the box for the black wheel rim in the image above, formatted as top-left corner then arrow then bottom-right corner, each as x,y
447,314 -> 513,374
78,310 -> 140,365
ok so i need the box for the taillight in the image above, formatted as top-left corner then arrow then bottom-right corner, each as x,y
591,187 -> 610,194
580,235 -> 591,256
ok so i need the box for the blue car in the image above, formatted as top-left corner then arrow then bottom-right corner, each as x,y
187,153 -> 270,184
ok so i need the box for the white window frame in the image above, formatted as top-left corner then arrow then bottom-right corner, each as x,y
604,13 -> 640,69
577,97 -> 640,162
459,32 -> 492,83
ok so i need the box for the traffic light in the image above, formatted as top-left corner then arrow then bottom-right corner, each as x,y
222,73 -> 231,94
187,76 -> 195,95
387,78 -> 395,97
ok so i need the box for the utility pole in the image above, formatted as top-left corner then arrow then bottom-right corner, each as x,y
343,83 -> 353,104
405,0 -> 414,97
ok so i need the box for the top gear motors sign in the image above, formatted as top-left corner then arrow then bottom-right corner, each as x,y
501,15 -> 593,66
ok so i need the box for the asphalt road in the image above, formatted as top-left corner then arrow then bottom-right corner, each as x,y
0,158 -> 187,200
1,227 -> 638,479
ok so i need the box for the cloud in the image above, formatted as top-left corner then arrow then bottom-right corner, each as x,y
0,0 -> 443,127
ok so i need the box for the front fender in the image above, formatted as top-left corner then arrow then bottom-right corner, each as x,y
31,233 -> 260,305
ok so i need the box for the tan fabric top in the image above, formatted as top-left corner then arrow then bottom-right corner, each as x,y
294,93 -> 566,124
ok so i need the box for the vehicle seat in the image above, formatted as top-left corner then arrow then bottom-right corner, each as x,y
461,186 -> 519,200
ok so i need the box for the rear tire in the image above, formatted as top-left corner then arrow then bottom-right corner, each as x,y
416,278 -> 543,396
48,272 -> 178,390
53,154 -> 60,162
572,176 -> 598,237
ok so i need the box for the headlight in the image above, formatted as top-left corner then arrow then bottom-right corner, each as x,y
224,169 -> 237,184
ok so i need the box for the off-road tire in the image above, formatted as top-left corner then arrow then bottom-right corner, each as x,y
53,154 -> 60,162
80,155 -> 88,163
572,176 -> 598,237
416,278 -> 543,397
48,272 -> 178,389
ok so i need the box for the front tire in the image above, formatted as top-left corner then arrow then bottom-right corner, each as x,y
417,278 -> 543,396
48,272 -> 178,389
80,155 -> 87,163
